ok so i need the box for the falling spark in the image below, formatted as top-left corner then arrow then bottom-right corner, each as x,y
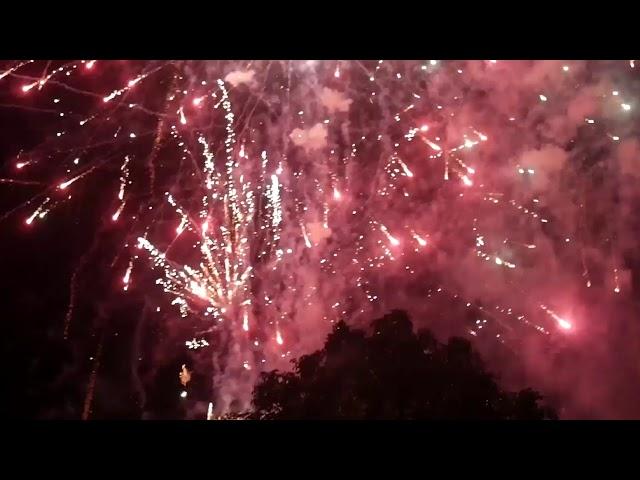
104,72 -> 149,102
301,223 -> 312,248
242,310 -> 249,331
112,202 -> 125,221
472,129 -> 488,142
122,260 -> 133,291
128,76 -> 143,87
413,232 -> 427,247
540,305 -> 572,330
494,257 -> 516,268
112,155 -> 131,219
25,198 -> 51,225
380,224 -> 400,246
22,81 -> 39,93
59,175 -> 83,190
270,174 -> 282,228
423,138 -> 442,151
176,217 -> 188,235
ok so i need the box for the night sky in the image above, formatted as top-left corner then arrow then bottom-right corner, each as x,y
3,60 -> 640,419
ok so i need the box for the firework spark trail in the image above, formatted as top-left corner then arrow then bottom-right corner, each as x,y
82,332 -> 104,420
63,231 -> 105,339
0,60 -> 34,80
4,60 -> 639,417
111,155 -> 131,221
0,178 -> 44,186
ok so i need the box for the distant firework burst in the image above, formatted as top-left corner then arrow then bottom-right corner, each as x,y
2,60 -> 639,417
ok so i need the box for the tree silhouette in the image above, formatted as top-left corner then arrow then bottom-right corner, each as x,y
245,310 -> 557,419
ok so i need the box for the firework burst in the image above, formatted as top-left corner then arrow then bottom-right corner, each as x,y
3,60 -> 637,417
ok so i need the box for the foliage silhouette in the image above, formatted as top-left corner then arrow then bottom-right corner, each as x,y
242,310 -> 557,420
